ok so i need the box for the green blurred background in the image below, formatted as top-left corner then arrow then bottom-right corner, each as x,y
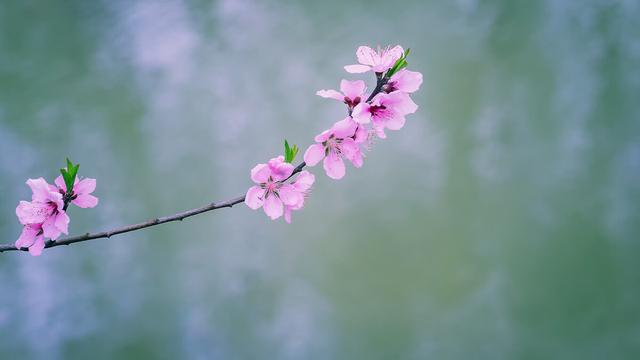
1,0 -> 639,359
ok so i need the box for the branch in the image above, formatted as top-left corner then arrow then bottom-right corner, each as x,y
1,68 -> 388,255
0,162 -> 307,253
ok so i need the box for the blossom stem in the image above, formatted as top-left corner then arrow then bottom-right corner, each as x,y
366,75 -> 388,103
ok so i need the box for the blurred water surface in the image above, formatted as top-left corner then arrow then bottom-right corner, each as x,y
1,0 -> 639,359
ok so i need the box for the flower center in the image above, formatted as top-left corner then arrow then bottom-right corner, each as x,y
344,96 -> 361,109
369,104 -> 388,118
382,82 -> 397,93
325,136 -> 343,157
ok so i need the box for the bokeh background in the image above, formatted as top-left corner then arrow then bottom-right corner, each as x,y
1,0 -> 639,359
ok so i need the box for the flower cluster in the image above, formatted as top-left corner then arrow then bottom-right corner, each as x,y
15,160 -> 98,256
245,45 -> 422,221
245,156 -> 314,222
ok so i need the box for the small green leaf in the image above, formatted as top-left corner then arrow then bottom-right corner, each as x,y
62,158 -> 80,192
283,139 -> 298,163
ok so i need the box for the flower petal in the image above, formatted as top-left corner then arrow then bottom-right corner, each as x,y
323,152 -> 346,180
28,236 -> 45,256
278,184 -> 303,206
381,45 -> 404,69
250,163 -> 271,184
284,206 -> 292,224
383,92 -> 418,114
73,194 -> 99,208
314,129 -> 332,143
316,89 -> 343,101
263,195 -> 283,220
42,215 -> 62,240
27,178 -> 52,202
245,185 -> 265,210
16,201 -> 49,225
353,125 -> 368,144
351,103 -> 371,124
54,211 -> 70,236
54,175 -> 66,191
340,138 -> 364,168
270,162 -> 294,182
332,117 -> 358,138
355,46 -> 378,66
293,171 -> 315,192
344,64 -> 371,73
339,80 -> 366,100
373,123 -> 387,139
304,143 -> 326,166
74,178 -> 96,195
390,69 -> 423,93
386,113 -> 406,130
15,224 -> 40,249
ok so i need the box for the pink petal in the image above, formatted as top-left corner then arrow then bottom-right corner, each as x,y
54,175 -> 66,191
373,123 -> 387,139
383,92 -> 418,114
54,211 -> 70,236
316,89 -> 343,101
339,80 -> 366,100
355,46 -> 379,66
304,144 -> 326,166
391,70 -> 423,93
331,117 -> 358,138
386,113 -> 406,130
323,152 -> 346,180
353,125 -> 368,144
27,178 -> 52,202
340,138 -> 364,168
47,191 -> 64,211
293,171 -> 315,192
278,184 -> 303,206
314,129 -> 332,143
344,64 -> 371,74
381,45 -> 404,69
16,201 -> 50,225
270,162 -> 294,182
250,163 -> 271,184
284,207 -> 292,224
351,103 -> 371,124
245,185 -> 265,210
28,236 -> 45,256
74,178 -> 96,195
42,215 -> 62,240
263,195 -> 283,220
15,224 -> 40,249
73,194 -> 99,208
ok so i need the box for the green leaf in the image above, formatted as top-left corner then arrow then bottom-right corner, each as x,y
283,139 -> 298,163
62,158 -> 80,192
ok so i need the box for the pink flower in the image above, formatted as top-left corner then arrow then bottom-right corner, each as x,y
351,92 -> 418,139
245,156 -> 305,220
316,80 -> 366,111
15,178 -> 69,240
54,175 -> 99,208
283,170 -> 315,223
383,69 -> 423,94
303,117 -> 364,179
344,45 -> 404,74
15,224 -> 45,256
